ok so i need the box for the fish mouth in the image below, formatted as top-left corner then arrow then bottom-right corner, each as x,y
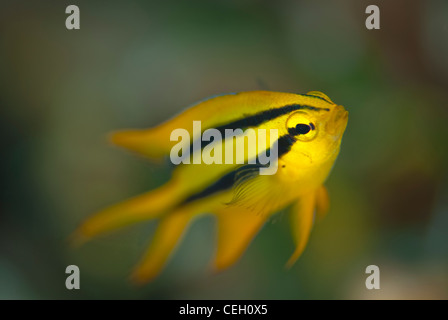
326,105 -> 348,135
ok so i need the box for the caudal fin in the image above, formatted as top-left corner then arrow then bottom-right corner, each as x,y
71,180 -> 181,246
110,128 -> 172,159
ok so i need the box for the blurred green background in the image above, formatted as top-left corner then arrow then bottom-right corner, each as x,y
1,0 -> 447,299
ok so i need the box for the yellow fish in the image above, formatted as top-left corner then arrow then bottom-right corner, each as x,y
73,90 -> 348,284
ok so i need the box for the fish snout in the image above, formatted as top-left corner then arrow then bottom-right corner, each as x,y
326,105 -> 348,135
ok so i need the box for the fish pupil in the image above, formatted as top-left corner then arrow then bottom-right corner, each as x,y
295,123 -> 311,134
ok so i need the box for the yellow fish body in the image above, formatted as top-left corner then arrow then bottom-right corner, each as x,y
73,90 -> 348,283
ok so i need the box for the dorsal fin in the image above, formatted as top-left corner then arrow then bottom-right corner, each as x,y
306,91 -> 334,104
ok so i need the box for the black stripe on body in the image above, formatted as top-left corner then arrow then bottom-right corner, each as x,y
276,134 -> 297,157
180,134 -> 297,205
213,104 -> 328,133
180,165 -> 252,205
212,103 -> 329,137
179,104 -> 328,163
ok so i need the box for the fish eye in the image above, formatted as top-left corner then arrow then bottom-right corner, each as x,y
295,123 -> 311,135
286,112 -> 318,142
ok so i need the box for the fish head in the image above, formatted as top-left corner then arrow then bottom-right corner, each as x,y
284,91 -> 348,168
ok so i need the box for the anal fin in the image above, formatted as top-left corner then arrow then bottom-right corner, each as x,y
130,212 -> 193,284
213,206 -> 269,271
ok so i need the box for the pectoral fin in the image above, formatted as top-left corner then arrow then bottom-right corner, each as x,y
286,192 -> 316,268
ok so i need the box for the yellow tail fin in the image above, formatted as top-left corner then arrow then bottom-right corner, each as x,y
71,180 -> 181,246
110,128 -> 170,159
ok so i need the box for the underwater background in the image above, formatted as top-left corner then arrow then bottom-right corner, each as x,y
1,0 -> 447,299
